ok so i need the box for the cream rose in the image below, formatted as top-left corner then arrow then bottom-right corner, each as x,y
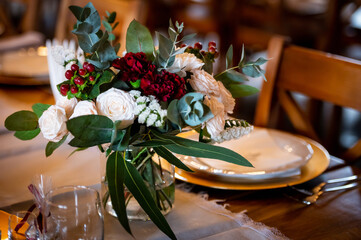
70,101 -> 98,119
204,96 -> 225,138
217,81 -> 235,114
56,97 -> 78,118
96,88 -> 136,129
38,105 -> 68,142
189,69 -> 220,96
168,53 -> 204,77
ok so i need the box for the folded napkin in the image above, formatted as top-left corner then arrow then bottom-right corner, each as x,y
0,31 -> 44,52
181,129 -> 311,180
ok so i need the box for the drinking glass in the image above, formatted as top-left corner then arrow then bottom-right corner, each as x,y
45,185 -> 104,240
8,211 -> 39,240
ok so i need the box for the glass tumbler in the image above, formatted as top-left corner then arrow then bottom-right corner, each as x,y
45,185 -> 104,240
8,211 -> 39,240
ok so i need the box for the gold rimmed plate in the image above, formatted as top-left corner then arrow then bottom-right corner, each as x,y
175,132 -> 330,190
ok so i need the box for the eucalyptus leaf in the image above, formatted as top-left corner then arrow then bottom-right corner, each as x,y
227,84 -> 259,98
153,146 -> 193,172
32,103 -> 51,118
108,11 -> 116,23
226,45 -> 233,69
88,70 -> 114,99
180,33 -> 196,42
166,100 -> 183,129
67,115 -> 113,147
79,7 -> 91,21
5,111 -> 38,131
102,20 -> 112,33
126,20 -> 154,60
215,69 -> 248,86
121,156 -> 176,240
134,140 -> 173,147
69,6 -> 83,20
45,135 -> 68,157
14,128 -> 40,140
152,130 -> 253,167
106,152 -> 132,235
242,65 -> 262,78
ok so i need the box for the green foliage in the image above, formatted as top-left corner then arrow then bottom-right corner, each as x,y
126,20 -> 155,61
227,84 -> 259,98
155,19 -> 195,70
119,152 -> 176,240
226,45 -> 233,69
32,103 -> 51,118
153,146 -> 193,172
151,130 -> 253,167
88,70 -> 114,99
69,2 -> 118,70
106,152 -> 131,235
14,128 -> 40,140
5,111 -> 38,131
67,115 -> 113,147
45,135 -> 68,157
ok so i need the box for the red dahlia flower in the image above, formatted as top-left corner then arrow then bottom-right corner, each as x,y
112,52 -> 155,82
141,70 -> 186,102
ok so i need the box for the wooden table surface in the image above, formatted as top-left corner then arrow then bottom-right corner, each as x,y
1,85 -> 360,240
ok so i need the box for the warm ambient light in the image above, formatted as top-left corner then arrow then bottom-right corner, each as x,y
37,46 -> 48,56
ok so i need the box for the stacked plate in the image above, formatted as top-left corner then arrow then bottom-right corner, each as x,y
175,128 -> 330,190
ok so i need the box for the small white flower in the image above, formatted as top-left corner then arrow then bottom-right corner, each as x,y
38,105 -> 68,142
217,81 -> 235,114
135,104 -> 147,115
155,120 -> 162,127
56,97 -> 78,118
146,113 -> 158,127
189,69 -> 220,96
96,88 -> 136,129
70,101 -> 98,119
129,90 -> 141,98
138,107 -> 151,124
168,53 -> 204,77
136,96 -> 149,104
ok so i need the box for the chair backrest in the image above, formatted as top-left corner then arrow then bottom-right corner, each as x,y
255,36 -> 361,162
55,0 -> 145,53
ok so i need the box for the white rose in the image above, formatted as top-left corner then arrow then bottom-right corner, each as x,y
168,53 -> 204,77
217,81 -> 235,114
70,101 -> 98,119
56,97 -> 78,118
204,96 -> 225,138
96,88 -> 136,129
39,105 -> 68,142
189,69 -> 219,96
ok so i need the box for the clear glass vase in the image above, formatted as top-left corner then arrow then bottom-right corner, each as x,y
100,146 -> 175,221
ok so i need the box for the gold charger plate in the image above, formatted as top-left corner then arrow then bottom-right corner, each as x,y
175,134 -> 330,190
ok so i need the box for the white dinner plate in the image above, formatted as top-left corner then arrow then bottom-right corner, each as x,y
176,128 -> 314,182
175,129 -> 330,190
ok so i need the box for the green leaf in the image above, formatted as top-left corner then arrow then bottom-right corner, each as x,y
134,140 -> 173,147
226,45 -> 233,69
32,103 -> 51,118
112,126 -> 131,151
108,33 -> 115,41
79,7 -> 91,21
129,79 -> 141,89
126,20 -> 154,60
14,128 -> 40,140
5,111 -> 38,131
227,84 -> 259,98
90,32 -> 118,69
67,115 -> 113,147
242,65 -> 263,78
106,152 -> 132,235
88,70 -> 114,99
152,130 -> 253,167
215,70 -> 248,86
114,43 -> 121,54
45,135 -> 68,157
166,99 -> 183,129
253,57 -> 268,66
68,147 -> 88,158
121,155 -> 176,240
239,44 -> 245,66
72,22 -> 99,53
180,33 -> 196,42
102,20 -> 112,33
154,146 -> 193,172
69,6 -> 83,20
108,12 -> 116,23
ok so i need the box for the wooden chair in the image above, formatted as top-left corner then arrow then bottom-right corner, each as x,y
55,0 -> 145,53
254,36 -> 361,162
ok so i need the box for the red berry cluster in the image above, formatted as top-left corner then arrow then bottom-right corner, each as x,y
60,62 -> 96,96
182,41 -> 219,60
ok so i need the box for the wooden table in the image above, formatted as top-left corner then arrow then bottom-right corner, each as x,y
1,85 -> 360,239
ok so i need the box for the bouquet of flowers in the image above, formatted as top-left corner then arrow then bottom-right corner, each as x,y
4,2 -> 267,239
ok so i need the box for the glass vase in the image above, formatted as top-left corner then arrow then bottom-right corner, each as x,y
100,146 -> 175,221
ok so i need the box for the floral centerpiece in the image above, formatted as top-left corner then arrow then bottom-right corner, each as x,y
4,2 -> 267,239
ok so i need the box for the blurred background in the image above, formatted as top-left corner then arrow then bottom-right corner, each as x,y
0,0 -> 360,160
